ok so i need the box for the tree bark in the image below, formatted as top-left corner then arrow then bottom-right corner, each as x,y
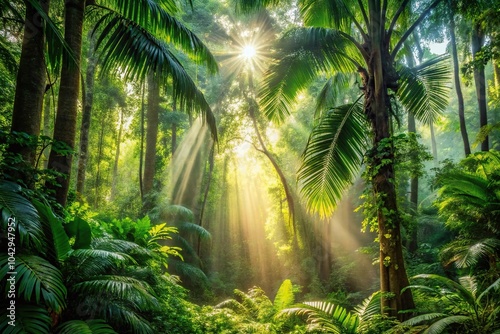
366,0 -> 414,319
9,0 -> 50,181
142,72 -> 160,210
450,12 -> 471,156
471,25 -> 489,151
47,0 -> 86,207
111,108 -> 124,201
76,31 -> 96,195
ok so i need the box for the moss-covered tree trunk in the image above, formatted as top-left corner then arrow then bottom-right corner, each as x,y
365,0 -> 415,319
47,0 -> 85,206
9,0 -> 50,180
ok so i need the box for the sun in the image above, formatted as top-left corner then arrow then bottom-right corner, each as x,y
241,45 -> 257,60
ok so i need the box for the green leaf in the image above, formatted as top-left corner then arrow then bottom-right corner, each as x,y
0,181 -> 44,250
298,99 -> 369,216
273,279 -> 295,311
397,55 -> 451,125
0,254 -> 67,313
65,217 -> 92,249
0,305 -> 51,334
56,319 -> 118,334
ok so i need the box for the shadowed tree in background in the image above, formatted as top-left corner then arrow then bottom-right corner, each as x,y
235,0 -> 450,319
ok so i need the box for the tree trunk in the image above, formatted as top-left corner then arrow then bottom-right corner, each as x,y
450,12 -> 471,156
142,72 -> 160,210
472,25 -> 488,151
9,0 -> 50,183
76,31 -> 96,196
366,0 -> 414,319
47,0 -> 86,207
407,113 -> 418,253
111,108 -> 124,201
42,92 -> 52,169
94,119 -> 105,208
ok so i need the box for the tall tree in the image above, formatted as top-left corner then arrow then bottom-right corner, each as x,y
142,72 -> 160,211
76,31 -> 97,195
449,5 -> 471,156
236,0 -> 450,318
46,0 -> 86,206
9,0 -> 49,180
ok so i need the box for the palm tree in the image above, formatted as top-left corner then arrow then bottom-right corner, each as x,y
403,274 -> 500,333
236,0 -> 450,318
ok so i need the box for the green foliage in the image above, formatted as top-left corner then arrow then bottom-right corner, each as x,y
56,319 -> 118,334
403,274 -> 500,333
274,279 -> 295,311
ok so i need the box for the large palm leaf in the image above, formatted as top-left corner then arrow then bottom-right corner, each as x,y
94,0 -> 217,72
297,99 -> 369,216
397,55 -> 451,125
93,17 -> 217,139
279,301 -> 359,334
259,27 -> 360,123
0,181 -> 44,250
56,319 -> 118,334
0,305 -> 51,334
0,254 -> 66,313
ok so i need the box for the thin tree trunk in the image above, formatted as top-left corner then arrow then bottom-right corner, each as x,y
76,31 -> 96,195
9,0 -> 50,183
47,0 -> 86,207
94,120 -> 105,208
111,108 -> 124,201
472,25 -> 489,151
139,84 -> 145,203
408,113 -> 418,253
430,122 -> 438,163
42,92 -> 52,169
142,72 -> 160,211
450,11 -> 471,156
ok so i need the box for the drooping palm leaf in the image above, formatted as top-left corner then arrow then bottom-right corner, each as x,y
235,0 -> 282,12
56,319 -> 118,334
411,274 -> 476,307
314,74 -> 351,121
422,315 -> 470,334
299,0 -> 358,30
0,305 -> 51,334
32,199 -> 72,262
168,258 -> 208,284
298,99 -> 369,216
353,291 -> 381,324
178,221 -> 211,240
0,254 -> 66,313
92,238 -> 152,257
259,27 -> 360,123
65,248 -> 133,284
0,181 -> 44,249
93,18 -> 217,140
93,0 -> 217,73
397,55 -> 451,125
441,238 -> 500,269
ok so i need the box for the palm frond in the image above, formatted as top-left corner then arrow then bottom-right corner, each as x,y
162,204 -> 195,222
402,312 -> 447,326
297,99 -> 369,216
56,319 -> 118,334
235,0 -> 281,12
411,274 -> 476,307
477,277 -> 500,304
94,0 -> 217,73
397,55 -> 451,125
314,74 -> 350,121
178,222 -> 211,240
259,27 -> 360,123
353,291 -> 381,323
299,0 -> 356,30
64,248 -> 133,283
92,238 -> 152,257
94,18 -> 217,140
168,259 -> 208,284
64,217 -> 92,249
71,275 -> 159,311
423,315 -> 470,334
0,305 -> 51,334
280,301 -> 359,334
215,299 -> 248,314
32,199 -> 72,262
0,181 -> 44,250
0,254 -> 66,313
444,238 -> 500,269
273,279 -> 295,311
